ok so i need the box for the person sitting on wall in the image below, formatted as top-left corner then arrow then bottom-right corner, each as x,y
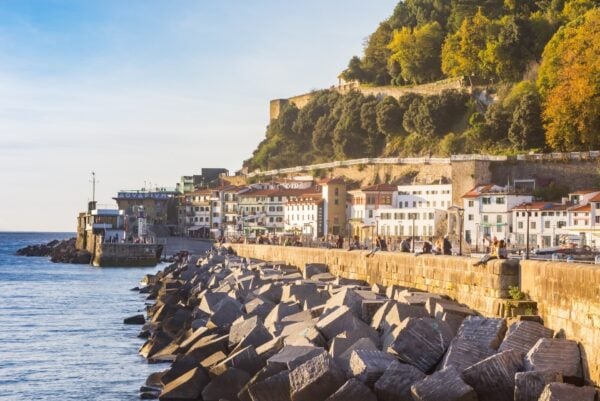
498,239 -> 508,259
474,237 -> 499,266
433,238 -> 443,255
443,236 -> 452,255
400,238 -> 411,253
378,236 -> 388,251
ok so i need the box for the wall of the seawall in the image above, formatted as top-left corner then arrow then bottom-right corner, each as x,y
94,243 -> 159,267
229,244 -> 518,317
521,260 -> 600,384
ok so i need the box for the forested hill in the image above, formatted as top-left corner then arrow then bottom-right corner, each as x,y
244,1 -> 599,172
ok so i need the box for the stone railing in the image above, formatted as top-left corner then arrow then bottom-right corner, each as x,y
246,151 -> 599,178
228,244 -> 518,317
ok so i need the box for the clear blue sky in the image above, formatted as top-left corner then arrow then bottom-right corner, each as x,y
0,0 -> 397,232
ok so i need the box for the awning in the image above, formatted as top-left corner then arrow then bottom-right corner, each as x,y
187,226 -> 207,231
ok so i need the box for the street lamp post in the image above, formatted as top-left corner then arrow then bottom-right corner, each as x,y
525,204 -> 531,260
411,213 -> 416,253
475,223 -> 480,253
458,208 -> 464,256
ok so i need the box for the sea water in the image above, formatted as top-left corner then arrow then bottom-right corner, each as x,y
0,232 -> 162,401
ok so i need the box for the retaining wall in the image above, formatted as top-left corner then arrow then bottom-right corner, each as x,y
521,260 -> 600,384
228,244 -> 518,317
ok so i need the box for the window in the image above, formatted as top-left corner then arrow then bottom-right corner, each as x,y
483,215 -> 489,223
531,222 -> 536,229
496,197 -> 505,204
518,222 -> 523,229
468,214 -> 474,221
334,188 -> 339,196
496,215 -> 502,223
468,200 -> 474,207
596,216 -> 600,224
544,221 -> 550,229
482,197 -> 491,205
369,210 -> 373,218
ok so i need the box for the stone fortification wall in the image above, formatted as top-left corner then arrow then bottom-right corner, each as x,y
520,260 -> 600,384
94,243 -> 160,267
229,244 -> 518,317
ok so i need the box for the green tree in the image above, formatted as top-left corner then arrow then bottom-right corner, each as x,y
376,96 -> 404,138
388,21 -> 444,84
442,10 -> 497,79
361,98 -> 386,156
333,92 -> 369,159
508,93 -> 545,150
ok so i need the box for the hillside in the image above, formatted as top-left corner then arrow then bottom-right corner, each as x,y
244,1 -> 599,171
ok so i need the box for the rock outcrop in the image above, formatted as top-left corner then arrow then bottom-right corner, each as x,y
16,237 -> 91,264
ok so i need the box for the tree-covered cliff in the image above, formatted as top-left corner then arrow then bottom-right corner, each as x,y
244,2 -> 599,171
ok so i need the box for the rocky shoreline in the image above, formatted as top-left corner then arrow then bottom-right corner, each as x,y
130,247 -> 598,401
16,238 -> 92,264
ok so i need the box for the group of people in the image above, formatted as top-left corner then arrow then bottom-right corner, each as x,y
398,236 -> 453,255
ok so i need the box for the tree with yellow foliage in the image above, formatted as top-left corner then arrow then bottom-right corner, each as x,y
537,8 -> 600,151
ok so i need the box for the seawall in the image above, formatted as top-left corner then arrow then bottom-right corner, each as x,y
230,244 -> 600,384
228,244 -> 518,317
94,243 -> 161,267
521,260 -> 600,384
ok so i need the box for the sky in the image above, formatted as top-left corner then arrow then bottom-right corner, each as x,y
0,0 -> 397,232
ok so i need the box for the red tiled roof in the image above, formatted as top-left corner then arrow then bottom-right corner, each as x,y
462,184 -> 497,198
512,202 -> 570,211
361,183 -> 397,192
571,204 -> 591,212
589,193 -> 600,202
238,187 -> 317,197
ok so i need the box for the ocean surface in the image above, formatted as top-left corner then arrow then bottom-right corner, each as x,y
0,232 -> 164,401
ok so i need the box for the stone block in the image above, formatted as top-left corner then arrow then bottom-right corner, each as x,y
384,302 -> 429,330
207,297 -> 243,329
386,317 -> 453,373
462,349 -> 524,401
184,333 -> 228,363
289,352 -> 346,401
311,272 -> 337,282
514,370 -> 563,401
433,302 -> 475,335
229,316 -> 261,347
498,321 -> 554,354
232,323 -> 274,354
246,370 -> 291,401
348,349 -> 398,387
441,316 -> 507,372
370,300 -> 395,331
265,302 -> 302,331
324,378 -> 377,401
374,362 -> 425,401
244,297 -> 275,321
525,338 -> 583,385
198,292 -> 228,315
201,367 -> 252,401
316,305 -> 357,340
159,367 -> 210,401
323,288 -> 364,316
303,263 -> 328,279
210,345 -> 263,376
361,299 -> 388,325
282,282 -> 318,303
538,382 -> 596,401
267,345 -> 326,371
411,366 -> 477,401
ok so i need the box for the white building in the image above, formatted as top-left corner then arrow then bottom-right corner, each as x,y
462,184 -> 533,248
511,202 -> 570,249
376,183 -> 453,240
284,192 -> 324,239
564,190 -> 600,247
347,184 -> 396,240
178,189 -> 212,238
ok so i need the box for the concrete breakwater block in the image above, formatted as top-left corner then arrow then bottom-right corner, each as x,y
158,367 -> 210,401
442,316 -> 507,372
303,263 -> 328,279
538,382 -> 597,401
514,370 -> 563,401
498,320 -> 554,354
124,314 -> 146,325
267,345 -> 325,371
201,367 -> 252,401
524,338 -> 583,384
288,353 -> 346,401
411,366 -> 478,401
348,349 -> 398,387
324,378 -> 377,401
246,370 -> 292,401
461,349 -> 525,401
386,317 -> 454,373
374,362 -> 425,401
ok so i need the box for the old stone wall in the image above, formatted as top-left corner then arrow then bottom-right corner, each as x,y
94,243 -> 159,267
490,159 -> 600,192
520,260 -> 600,384
229,244 -> 518,317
